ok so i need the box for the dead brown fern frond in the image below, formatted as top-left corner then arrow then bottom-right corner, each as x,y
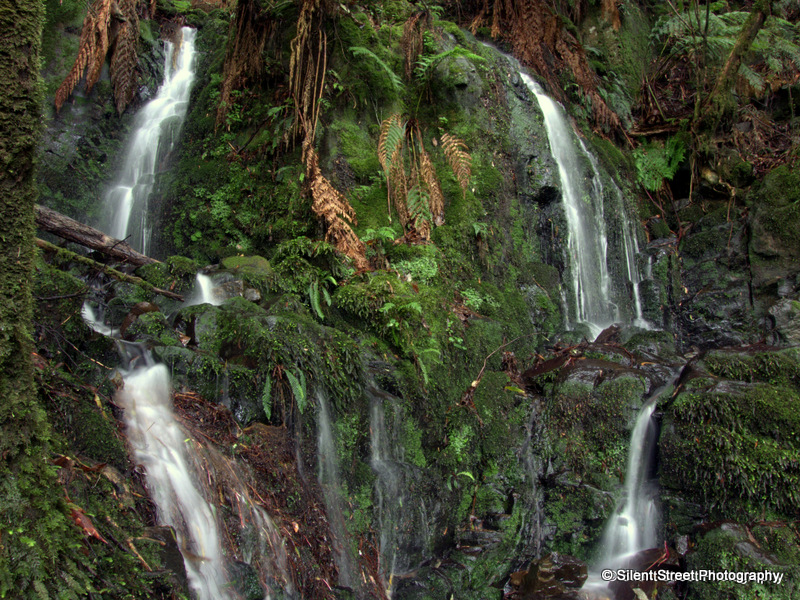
441,133 -> 472,197
419,144 -> 445,226
303,139 -> 368,270
401,11 -> 430,80
55,0 -> 113,111
216,0 -> 274,129
110,0 -> 139,115
389,148 -> 410,227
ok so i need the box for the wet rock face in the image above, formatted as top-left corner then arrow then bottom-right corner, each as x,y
674,207 -> 756,350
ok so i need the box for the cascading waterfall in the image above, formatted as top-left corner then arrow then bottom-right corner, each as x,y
599,398 -> 659,562
117,356 -> 233,600
519,72 -> 648,335
316,391 -> 359,590
82,300 -> 292,600
515,63 -> 661,595
102,27 -> 197,255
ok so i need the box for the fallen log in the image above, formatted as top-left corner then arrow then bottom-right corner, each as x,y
36,239 -> 184,302
35,204 -> 158,266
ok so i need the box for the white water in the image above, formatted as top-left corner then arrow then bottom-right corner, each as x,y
316,391 -> 359,590
369,391 -> 428,596
81,302 -> 117,337
82,271 -> 291,598
117,361 -> 233,600
599,398 -> 659,561
519,72 -> 649,335
189,273 -> 223,306
102,27 -> 197,254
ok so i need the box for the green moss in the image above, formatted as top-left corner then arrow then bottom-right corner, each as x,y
703,350 -> 800,387
687,525 -> 799,600
327,118 -> 380,179
545,376 -> 646,487
662,384 -> 800,517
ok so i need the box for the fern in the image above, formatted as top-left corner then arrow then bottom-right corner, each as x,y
349,46 -> 404,95
441,133 -> 472,198
56,0 -> 142,114
285,370 -> 307,414
633,136 -> 686,192
378,114 -> 405,175
303,141 -> 368,270
406,185 -> 432,231
413,46 -> 487,81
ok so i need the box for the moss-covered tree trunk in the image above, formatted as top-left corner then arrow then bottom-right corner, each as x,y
702,0 -> 769,128
0,2 -> 86,597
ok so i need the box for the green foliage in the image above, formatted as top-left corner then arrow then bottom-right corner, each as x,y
285,370 -> 308,414
394,255 -> 438,283
663,383 -> 800,517
349,46 -> 404,96
413,45 -> 487,83
633,135 -> 687,191
653,6 -> 800,97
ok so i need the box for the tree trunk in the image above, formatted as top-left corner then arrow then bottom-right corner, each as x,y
702,1 -> 769,128
35,204 -> 160,266
0,1 -> 45,470
0,2 -> 85,596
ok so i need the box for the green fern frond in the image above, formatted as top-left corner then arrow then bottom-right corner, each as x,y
309,280 -> 324,319
378,114 -> 406,174
413,46 -> 486,81
286,370 -> 307,414
349,46 -> 404,95
406,185 -> 432,228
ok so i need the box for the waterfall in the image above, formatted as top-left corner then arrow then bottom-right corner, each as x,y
117,357 -> 233,600
368,388 -> 429,595
599,398 -> 659,561
316,391 -> 359,590
189,273 -> 223,306
82,295 -> 292,599
102,27 -> 197,255
519,72 -> 648,335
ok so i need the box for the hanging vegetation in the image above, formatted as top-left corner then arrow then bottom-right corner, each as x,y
378,114 -> 471,240
215,0 -> 283,129
456,0 -> 621,132
55,0 -> 141,114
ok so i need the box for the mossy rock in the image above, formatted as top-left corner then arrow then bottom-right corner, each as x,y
661,382 -> 800,518
686,523 -> 799,600
749,166 -> 800,294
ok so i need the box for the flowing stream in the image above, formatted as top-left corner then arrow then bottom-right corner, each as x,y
102,27 -> 197,255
